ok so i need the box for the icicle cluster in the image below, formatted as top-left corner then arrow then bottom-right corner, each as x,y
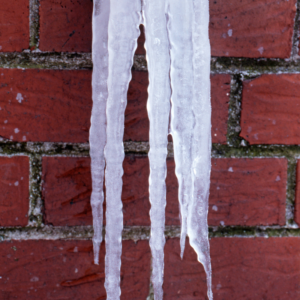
90,0 -> 212,299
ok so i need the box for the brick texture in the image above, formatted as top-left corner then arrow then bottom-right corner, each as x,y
0,0 -> 29,52
42,156 -> 287,226
0,69 -> 228,144
0,156 -> 29,226
164,237 -> 300,299
0,240 -> 150,299
39,0 -> 295,58
210,0 -> 296,58
294,160 -> 300,226
240,74 -> 300,145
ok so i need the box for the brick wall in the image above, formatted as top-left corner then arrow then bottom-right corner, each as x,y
0,0 -> 300,298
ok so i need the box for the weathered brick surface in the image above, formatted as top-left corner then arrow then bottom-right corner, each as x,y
0,69 -> 92,143
0,156 -> 29,227
0,69 -> 228,144
0,1 -> 29,52
210,0 -> 296,58
39,0 -> 295,58
43,156 -> 286,226
0,240 -> 150,299
240,75 -> 300,145
39,0 -> 93,52
164,237 -> 300,299
42,156 -> 150,226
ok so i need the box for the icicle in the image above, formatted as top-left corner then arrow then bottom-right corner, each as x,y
90,0 -> 110,265
104,0 -> 141,298
143,0 -> 171,298
188,0 -> 213,299
166,0 -> 194,258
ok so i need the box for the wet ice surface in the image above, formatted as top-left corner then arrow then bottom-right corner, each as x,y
91,0 -> 212,298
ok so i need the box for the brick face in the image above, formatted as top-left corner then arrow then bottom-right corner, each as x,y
38,0 -> 295,58
294,160 -> 300,226
0,240 -> 150,299
0,156 -> 29,226
210,0 -> 296,58
0,69 -> 228,144
164,238 -> 300,299
240,74 -> 300,145
42,156 -> 287,226
0,0 -> 29,52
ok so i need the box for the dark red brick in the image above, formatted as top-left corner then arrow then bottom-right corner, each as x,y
43,156 -> 286,226
0,240 -> 150,299
166,158 -> 287,226
39,0 -> 145,53
0,1 -> 29,52
210,0 -> 296,58
294,160 -> 300,226
0,156 -> 29,226
0,69 -> 92,143
240,74 -> 300,145
39,0 -> 93,52
42,156 -> 150,226
164,237 -> 300,299
0,69 -> 228,143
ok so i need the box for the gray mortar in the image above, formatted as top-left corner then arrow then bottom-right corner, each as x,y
29,0 -> 40,48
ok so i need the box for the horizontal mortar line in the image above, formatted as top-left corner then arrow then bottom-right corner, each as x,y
2,141 -> 300,159
2,52 -> 300,75
0,225 -> 299,241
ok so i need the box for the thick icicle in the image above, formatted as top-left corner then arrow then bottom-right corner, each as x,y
104,0 -> 141,298
188,0 -> 213,299
167,0 -> 194,258
143,0 -> 171,298
90,0 -> 110,265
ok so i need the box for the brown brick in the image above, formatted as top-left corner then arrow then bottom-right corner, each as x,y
42,156 -> 150,226
240,74 -> 300,145
166,158 -> 287,226
210,0 -> 296,58
0,156 -> 29,226
43,156 -> 286,226
0,69 -> 228,143
164,237 -> 300,299
0,0 -> 29,52
0,240 -> 150,299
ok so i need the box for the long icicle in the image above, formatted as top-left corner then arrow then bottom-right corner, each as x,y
143,0 -> 171,298
104,0 -> 142,298
188,0 -> 213,298
90,0 -> 110,265
166,0 -> 194,258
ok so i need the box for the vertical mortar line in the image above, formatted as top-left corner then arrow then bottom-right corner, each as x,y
291,0 -> 300,59
226,74 -> 243,147
286,157 -> 297,227
28,154 -> 43,227
29,0 -> 40,49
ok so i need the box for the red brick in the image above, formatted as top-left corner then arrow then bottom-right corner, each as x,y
164,237 -> 300,299
294,160 -> 300,226
210,0 -> 296,58
0,156 -> 29,226
240,74 -> 300,145
0,1 -> 29,52
42,156 -> 150,226
39,0 -> 145,53
43,156 -> 286,226
166,158 -> 287,226
0,69 -> 228,143
0,240 -> 150,299
135,25 -> 146,55
0,69 -> 92,143
39,0 -> 93,52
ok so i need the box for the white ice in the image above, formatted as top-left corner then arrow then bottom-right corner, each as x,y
143,0 -> 171,298
90,0 -> 110,264
104,0 -> 141,299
